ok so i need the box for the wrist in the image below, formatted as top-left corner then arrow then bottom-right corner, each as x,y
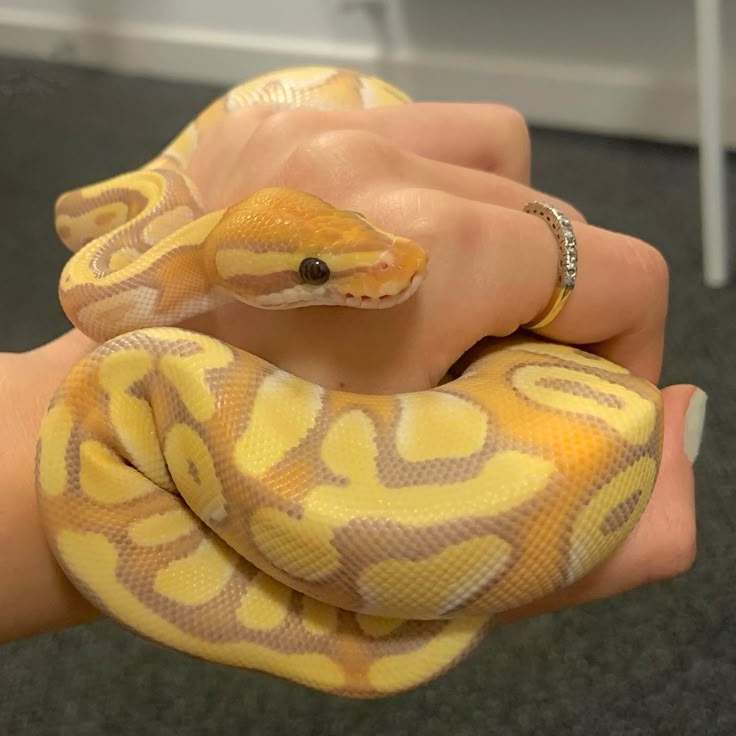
0,331 -> 100,643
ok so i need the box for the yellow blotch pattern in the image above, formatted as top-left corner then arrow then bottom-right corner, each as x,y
56,529 -> 346,691
128,508 -> 198,547
98,347 -> 153,388
80,440 -> 157,503
368,616 -> 488,694
37,404 -> 74,497
109,247 -> 142,272
56,201 -> 128,253
301,597 -> 338,636
234,371 -> 323,477
164,423 -> 227,523
566,456 -> 658,582
154,538 -> 237,605
75,286 -> 159,336
512,364 -> 657,446
79,171 -> 161,206
142,205 -> 196,246
159,337 -> 234,423
312,410 -> 556,526
518,342 -> 630,373
84,201 -> 130,235
249,507 -> 340,581
98,349 -> 173,488
357,535 -> 512,618
396,392 -> 488,462
355,614 -> 404,638
61,209 -> 221,289
236,572 -> 291,631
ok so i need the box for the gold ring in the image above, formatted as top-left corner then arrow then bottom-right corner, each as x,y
522,201 -> 578,330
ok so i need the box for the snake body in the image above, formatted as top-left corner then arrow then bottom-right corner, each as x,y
36,67 -> 664,697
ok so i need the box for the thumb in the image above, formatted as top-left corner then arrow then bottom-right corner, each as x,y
669,383 -> 708,467
630,384 -> 706,578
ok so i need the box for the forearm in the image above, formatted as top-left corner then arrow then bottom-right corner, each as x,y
0,331 -> 100,642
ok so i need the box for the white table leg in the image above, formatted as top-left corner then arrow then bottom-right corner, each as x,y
695,0 -> 730,287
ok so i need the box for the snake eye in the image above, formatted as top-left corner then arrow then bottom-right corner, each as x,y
298,257 -> 330,285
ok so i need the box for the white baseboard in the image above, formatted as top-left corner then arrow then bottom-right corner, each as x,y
1,6 -> 734,147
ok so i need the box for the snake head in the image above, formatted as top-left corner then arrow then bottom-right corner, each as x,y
203,187 -> 427,309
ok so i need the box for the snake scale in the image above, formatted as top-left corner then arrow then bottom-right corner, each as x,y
36,67 -> 664,697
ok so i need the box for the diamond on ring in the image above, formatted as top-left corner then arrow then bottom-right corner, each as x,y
522,201 -> 578,330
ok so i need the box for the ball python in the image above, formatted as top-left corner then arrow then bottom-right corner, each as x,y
36,66 -> 664,698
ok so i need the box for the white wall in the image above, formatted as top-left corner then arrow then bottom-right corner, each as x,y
0,0 -> 734,145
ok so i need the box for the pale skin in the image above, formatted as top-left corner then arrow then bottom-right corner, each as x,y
0,101 -> 698,644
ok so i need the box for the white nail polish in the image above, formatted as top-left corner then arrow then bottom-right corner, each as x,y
684,388 -> 708,464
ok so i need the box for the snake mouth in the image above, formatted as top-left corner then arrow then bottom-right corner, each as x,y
342,270 -> 423,309
252,270 -> 423,310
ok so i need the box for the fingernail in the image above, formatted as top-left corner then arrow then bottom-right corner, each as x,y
684,387 -> 707,464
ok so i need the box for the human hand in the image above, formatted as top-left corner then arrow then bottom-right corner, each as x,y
182,102 -> 669,393
181,100 -> 704,616
0,101 -> 702,644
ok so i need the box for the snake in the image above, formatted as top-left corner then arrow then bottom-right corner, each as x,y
36,66 -> 664,698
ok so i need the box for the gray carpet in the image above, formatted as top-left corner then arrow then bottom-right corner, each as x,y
1,56 -> 734,736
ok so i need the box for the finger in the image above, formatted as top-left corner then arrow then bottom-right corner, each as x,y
498,383 -> 703,625
189,110 -> 586,222
532,222 -> 669,382
270,128 -> 586,222
228,102 -> 534,182
356,102 -> 533,183
381,144 -> 586,221
367,188 -> 665,382
194,184 -> 666,389
189,104 -> 579,216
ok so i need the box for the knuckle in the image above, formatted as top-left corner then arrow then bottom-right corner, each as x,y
645,244 -> 670,290
384,187 -> 520,337
296,128 -> 373,158
383,186 -> 483,257
496,105 -> 530,146
630,237 -> 670,303
488,105 -> 531,179
382,187 -> 451,241
280,129 -> 394,193
254,107 -> 322,146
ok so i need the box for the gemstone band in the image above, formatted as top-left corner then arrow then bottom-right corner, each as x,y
522,201 -> 578,330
